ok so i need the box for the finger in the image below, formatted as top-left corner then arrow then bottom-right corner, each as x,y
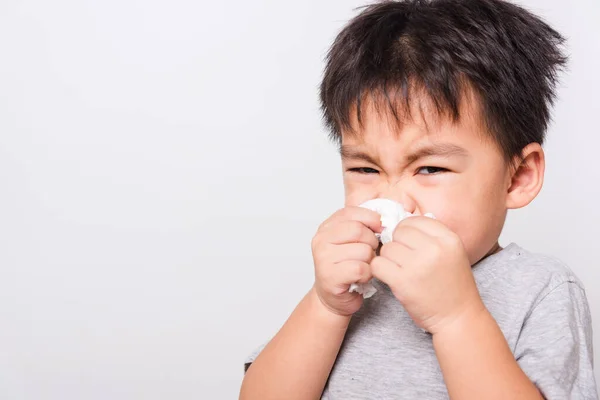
336,260 -> 373,285
370,255 -> 403,288
320,206 -> 382,234
391,224 -> 432,249
379,240 -> 413,265
333,242 -> 376,263
322,220 -> 379,250
396,215 -> 449,238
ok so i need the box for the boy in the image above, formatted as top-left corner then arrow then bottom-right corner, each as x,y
240,0 -> 597,398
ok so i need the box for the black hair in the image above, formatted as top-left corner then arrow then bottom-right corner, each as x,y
319,0 -> 567,160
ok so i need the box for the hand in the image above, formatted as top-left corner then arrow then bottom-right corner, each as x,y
311,207 -> 382,316
370,216 -> 484,334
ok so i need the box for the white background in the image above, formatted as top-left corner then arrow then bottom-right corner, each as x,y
1,0 -> 599,398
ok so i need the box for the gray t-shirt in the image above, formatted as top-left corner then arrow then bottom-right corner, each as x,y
245,243 -> 598,399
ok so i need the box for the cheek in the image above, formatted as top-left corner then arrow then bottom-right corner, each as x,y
343,178 -> 380,207
417,182 -> 465,221
422,179 -> 506,262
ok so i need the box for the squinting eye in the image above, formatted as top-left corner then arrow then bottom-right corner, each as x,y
349,167 -> 379,174
417,166 -> 448,175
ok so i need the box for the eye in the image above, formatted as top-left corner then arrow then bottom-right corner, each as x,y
417,166 -> 448,175
348,167 -> 379,174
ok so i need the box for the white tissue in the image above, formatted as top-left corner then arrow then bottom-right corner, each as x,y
360,199 -> 411,244
348,199 -> 435,299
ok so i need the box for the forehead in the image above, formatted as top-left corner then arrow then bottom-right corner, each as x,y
341,87 -> 490,150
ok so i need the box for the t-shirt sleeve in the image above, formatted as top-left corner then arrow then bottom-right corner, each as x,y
514,281 -> 598,399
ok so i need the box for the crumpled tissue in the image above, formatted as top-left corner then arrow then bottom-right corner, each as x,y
348,198 -> 434,299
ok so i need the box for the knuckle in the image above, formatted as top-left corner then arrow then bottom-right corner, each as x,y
345,206 -> 371,223
311,234 -> 322,252
318,208 -> 345,231
316,221 -> 328,232
335,207 -> 351,220
370,237 -> 381,251
317,216 -> 334,232
428,243 -> 443,261
347,222 -> 364,242
359,243 -> 375,260
446,232 -> 462,248
312,241 -> 333,265
353,261 -> 367,278
316,263 -> 334,283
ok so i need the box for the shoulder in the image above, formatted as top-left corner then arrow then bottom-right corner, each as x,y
503,243 -> 585,297
474,243 -> 589,321
500,247 -> 597,398
475,243 -> 585,292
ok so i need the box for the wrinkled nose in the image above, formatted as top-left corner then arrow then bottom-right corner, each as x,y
379,182 -> 418,215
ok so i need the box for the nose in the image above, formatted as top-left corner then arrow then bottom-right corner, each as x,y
379,182 -> 418,215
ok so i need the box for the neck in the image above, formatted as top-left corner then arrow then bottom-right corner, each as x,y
479,242 -> 502,264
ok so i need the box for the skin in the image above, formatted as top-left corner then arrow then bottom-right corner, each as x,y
240,89 -> 546,400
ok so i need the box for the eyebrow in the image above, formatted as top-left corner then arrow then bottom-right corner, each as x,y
339,143 -> 468,165
404,143 -> 468,165
339,146 -> 380,164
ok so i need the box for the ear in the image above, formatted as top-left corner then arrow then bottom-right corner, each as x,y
506,143 -> 545,209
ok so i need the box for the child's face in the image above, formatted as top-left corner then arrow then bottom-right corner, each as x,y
341,95 -> 512,265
